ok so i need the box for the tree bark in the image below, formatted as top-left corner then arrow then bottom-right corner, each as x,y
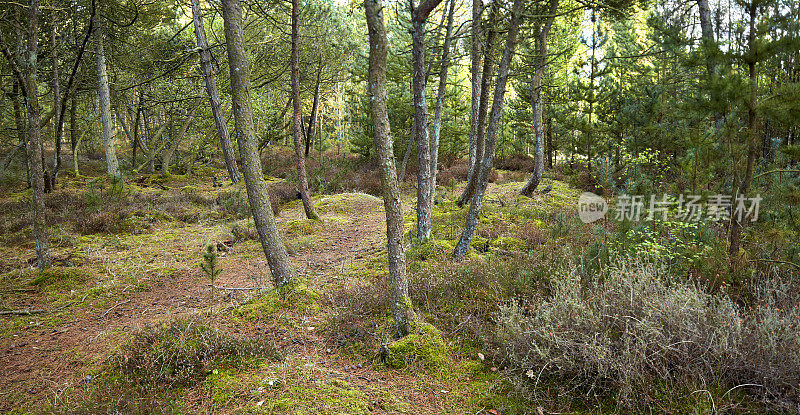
292,0 -> 320,220
429,0 -> 456,202
222,0 -> 296,288
410,0 -> 444,242
23,0 -> 51,270
454,0 -> 524,260
162,96 -> 202,174
728,2 -> 758,257
305,60 -> 323,157
519,0 -> 558,197
467,0 -> 483,181
49,25 -> 61,191
365,0 -> 415,338
191,0 -> 240,184
458,4 -> 497,207
94,21 -> 121,178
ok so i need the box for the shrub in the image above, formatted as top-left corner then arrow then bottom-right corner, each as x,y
496,259 -> 800,410
495,153 -> 534,172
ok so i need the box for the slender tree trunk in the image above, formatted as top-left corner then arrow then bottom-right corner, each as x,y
398,76 -> 416,183
729,3 -> 758,257
458,6 -> 497,206
398,124 -> 414,183
191,0 -> 240,184
49,25 -> 61,190
95,21 -> 120,178
222,0 -> 296,288
162,96 -> 201,174
23,0 -> 51,270
13,82 -> 31,184
697,0 -> 724,128
365,0 -> 415,338
305,60 -> 323,157
467,0 -> 483,181
292,0 -> 319,220
454,0 -> 524,260
519,0 -> 558,197
69,95 -> 77,172
429,0 -> 456,203
410,0 -> 444,242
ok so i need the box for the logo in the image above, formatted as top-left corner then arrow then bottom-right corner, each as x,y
578,192 -> 607,223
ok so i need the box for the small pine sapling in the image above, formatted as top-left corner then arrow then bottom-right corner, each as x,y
200,244 -> 222,312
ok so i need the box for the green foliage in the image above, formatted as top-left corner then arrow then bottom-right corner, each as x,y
200,245 -> 222,287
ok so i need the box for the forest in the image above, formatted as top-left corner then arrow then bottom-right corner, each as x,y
0,0 -> 799,412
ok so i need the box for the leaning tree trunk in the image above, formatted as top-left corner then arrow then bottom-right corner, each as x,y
305,60 -> 322,157
454,0 -> 524,260
467,0 -> 483,181
458,5 -> 497,207
95,21 -> 120,178
191,0 -> 240,184
23,0 -> 51,270
410,0 -> 444,243
222,0 -> 296,288
519,0 -> 558,197
162,95 -> 202,174
365,0 -> 415,338
292,0 -> 319,220
429,0 -> 456,203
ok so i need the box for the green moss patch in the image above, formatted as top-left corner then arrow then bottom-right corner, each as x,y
382,322 -> 450,372
31,266 -> 91,288
237,281 -> 320,321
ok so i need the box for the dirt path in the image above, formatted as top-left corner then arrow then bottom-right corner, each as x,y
0,192 -> 393,411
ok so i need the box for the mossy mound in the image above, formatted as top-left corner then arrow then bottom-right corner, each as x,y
382,322 -> 450,372
284,218 -> 324,238
316,193 -> 381,215
31,267 -> 91,287
492,236 -> 528,252
236,281 -> 320,321
406,239 -> 455,261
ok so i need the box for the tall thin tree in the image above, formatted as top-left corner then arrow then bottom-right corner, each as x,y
365,0 -> 416,337
292,0 -> 320,220
410,0 -> 445,242
221,0 -> 296,288
454,0 -> 525,260
191,0 -> 240,184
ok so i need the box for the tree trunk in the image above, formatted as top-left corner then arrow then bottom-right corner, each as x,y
191,0 -> 240,184
410,0 -> 444,242
50,25 -> 61,190
365,0 -> 415,338
458,5 -> 497,207
467,0 -> 483,181
728,2 -> 758,257
429,0 -> 456,203
292,0 -> 320,220
697,0 -> 724,128
453,0 -> 524,260
519,0 -> 558,197
305,60 -> 323,157
162,96 -> 201,175
222,0 -> 296,288
24,0 -> 51,270
69,96 -> 77,173
95,22 -> 120,178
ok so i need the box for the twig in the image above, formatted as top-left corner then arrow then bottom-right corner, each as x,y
0,301 -> 74,316
101,300 -> 131,318
0,309 -> 49,316
210,285 -> 271,291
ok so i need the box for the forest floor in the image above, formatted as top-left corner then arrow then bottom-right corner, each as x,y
0,167 -> 574,414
